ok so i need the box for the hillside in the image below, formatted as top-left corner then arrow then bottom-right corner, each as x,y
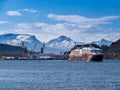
0,33 -> 119,58
91,39 -> 113,46
47,35 -> 84,51
104,39 -> 120,59
0,33 -> 63,53
0,33 -> 42,52
69,41 -> 120,60
0,43 -> 24,57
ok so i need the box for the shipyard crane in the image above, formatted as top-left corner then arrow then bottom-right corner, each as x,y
21,41 -> 28,59
29,43 -> 37,59
40,42 -> 45,54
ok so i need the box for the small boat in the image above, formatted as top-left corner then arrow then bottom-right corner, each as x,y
68,47 -> 103,62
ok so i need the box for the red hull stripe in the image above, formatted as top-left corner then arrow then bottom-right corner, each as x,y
82,53 -> 103,56
69,53 -> 103,58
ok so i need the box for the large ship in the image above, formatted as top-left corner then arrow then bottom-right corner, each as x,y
68,47 -> 103,62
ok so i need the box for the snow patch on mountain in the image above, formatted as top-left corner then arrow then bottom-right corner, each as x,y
91,39 -> 113,46
0,33 -> 113,53
0,34 -> 42,51
0,34 -> 65,53
46,35 -> 84,51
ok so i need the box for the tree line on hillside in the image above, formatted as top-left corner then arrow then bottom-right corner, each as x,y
0,43 -> 24,57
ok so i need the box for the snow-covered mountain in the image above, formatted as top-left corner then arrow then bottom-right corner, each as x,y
0,33 -> 64,53
0,34 -> 113,53
0,33 -> 42,52
91,39 -> 113,46
46,35 -> 84,51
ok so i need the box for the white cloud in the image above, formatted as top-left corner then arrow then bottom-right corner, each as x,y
95,33 -> 119,42
13,20 -> 120,42
16,23 -> 35,30
6,9 -> 38,17
97,33 -> 120,41
14,22 -> 80,41
2,13 -> 119,43
35,23 -> 48,28
6,11 -> 22,16
48,14 -> 119,28
22,9 -> 38,13
0,21 -> 9,24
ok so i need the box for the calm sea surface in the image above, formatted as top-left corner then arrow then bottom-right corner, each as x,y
0,60 -> 120,90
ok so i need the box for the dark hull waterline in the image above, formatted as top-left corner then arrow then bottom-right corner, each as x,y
68,55 -> 103,62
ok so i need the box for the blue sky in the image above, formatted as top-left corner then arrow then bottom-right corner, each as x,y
0,0 -> 120,42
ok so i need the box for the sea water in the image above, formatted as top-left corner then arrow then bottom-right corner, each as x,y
0,60 -> 120,90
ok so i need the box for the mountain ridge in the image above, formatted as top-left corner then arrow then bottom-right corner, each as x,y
0,34 -> 64,53
104,39 -> 120,59
0,33 -> 115,52
91,39 -> 113,46
0,33 -> 119,59
0,33 -> 42,52
46,35 -> 84,51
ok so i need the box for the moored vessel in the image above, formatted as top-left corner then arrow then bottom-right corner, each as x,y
68,47 -> 103,62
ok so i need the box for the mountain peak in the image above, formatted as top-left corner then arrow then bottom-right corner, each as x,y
0,33 -> 42,51
58,35 -> 68,38
47,35 -> 76,51
57,35 -> 72,41
0,33 -> 66,53
91,39 -> 113,46
101,39 -> 106,41
101,39 -> 110,42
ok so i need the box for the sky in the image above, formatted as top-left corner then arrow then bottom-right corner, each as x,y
0,0 -> 120,42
